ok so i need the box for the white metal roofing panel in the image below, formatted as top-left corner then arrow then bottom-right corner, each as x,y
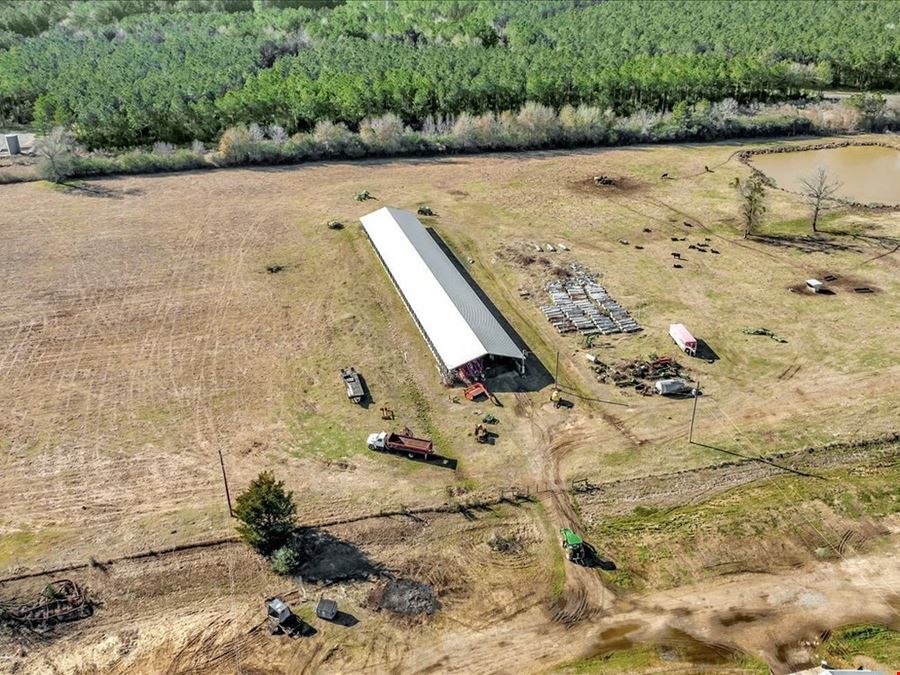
361,207 -> 523,371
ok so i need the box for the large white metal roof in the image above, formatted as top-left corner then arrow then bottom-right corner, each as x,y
361,207 -> 524,372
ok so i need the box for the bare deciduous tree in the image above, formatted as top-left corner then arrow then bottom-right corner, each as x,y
736,174 -> 767,238
36,127 -> 74,183
799,167 -> 841,233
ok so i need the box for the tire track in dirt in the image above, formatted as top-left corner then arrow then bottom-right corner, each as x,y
777,362 -> 802,381
574,432 -> 898,521
521,401 -> 614,625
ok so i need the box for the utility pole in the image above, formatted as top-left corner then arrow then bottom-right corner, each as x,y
554,350 -> 559,388
218,449 -> 234,517
688,381 -> 700,443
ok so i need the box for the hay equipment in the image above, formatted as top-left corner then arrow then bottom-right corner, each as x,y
416,206 -> 435,216
1,580 -> 92,630
474,423 -> 489,444
742,327 -> 787,343
464,382 -> 498,405
354,190 -> 373,202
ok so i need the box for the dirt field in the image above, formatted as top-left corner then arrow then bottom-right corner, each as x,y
1,135 -> 898,673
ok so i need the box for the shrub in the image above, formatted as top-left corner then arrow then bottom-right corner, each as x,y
152,141 -> 175,155
267,125 -> 288,144
312,120 -> 362,157
35,126 -> 75,183
511,102 -> 560,147
270,545 -> 299,575
559,104 -> 614,144
359,113 -> 406,153
217,126 -> 253,165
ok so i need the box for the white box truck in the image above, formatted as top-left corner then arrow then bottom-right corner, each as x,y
669,324 -> 697,356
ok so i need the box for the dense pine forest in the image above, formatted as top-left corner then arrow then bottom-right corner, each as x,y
0,0 -> 898,150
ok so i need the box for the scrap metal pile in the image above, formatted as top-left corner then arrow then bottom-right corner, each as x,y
1,579 -> 93,631
539,264 -> 640,336
590,355 -> 684,395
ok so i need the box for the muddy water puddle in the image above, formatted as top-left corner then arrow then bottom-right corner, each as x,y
589,623 -> 749,666
751,145 -> 900,205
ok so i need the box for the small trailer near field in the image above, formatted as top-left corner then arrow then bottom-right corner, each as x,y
341,367 -> 365,404
669,323 -> 697,356
367,431 -> 435,459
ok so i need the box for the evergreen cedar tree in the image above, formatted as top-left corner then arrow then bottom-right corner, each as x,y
0,1 -> 897,149
234,471 -> 297,555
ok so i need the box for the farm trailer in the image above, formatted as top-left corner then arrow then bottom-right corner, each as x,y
668,323 -> 697,356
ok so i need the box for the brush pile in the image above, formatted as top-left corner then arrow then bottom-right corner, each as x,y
1,580 -> 93,631
588,355 -> 685,395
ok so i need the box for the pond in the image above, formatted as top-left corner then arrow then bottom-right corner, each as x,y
750,145 -> 900,206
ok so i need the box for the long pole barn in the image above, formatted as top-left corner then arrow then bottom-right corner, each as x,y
360,206 -> 525,384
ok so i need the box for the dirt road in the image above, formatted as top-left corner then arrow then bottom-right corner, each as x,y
3,490 -> 896,674
393,545 -> 900,675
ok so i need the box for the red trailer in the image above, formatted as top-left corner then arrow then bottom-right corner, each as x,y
367,431 -> 435,458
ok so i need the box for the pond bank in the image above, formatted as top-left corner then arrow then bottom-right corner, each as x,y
740,140 -> 900,209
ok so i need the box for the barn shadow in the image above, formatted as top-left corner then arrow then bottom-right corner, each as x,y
425,228 -> 554,393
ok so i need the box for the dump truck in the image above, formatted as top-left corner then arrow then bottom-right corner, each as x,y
367,431 -> 434,458
341,367 -> 364,404
560,528 -> 587,564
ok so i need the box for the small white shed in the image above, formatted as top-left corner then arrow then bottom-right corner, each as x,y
806,279 -> 824,293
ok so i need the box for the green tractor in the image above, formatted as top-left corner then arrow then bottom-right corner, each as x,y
560,528 -> 587,564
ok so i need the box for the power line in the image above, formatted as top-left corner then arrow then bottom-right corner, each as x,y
706,401 -> 900,608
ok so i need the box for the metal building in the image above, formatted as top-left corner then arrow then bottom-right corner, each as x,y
360,207 -> 525,382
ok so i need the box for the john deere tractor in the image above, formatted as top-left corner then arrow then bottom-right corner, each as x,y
560,528 -> 587,564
